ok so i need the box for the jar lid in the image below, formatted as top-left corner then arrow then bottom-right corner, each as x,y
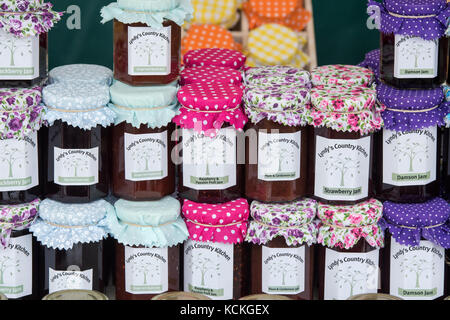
368,0 -> 449,40
244,66 -> 311,88
49,64 -> 113,86
0,86 -> 45,139
29,199 -> 112,250
317,198 -> 384,250
109,80 -> 179,129
246,199 -> 318,246
250,0 -> 298,19
183,198 -> 249,244
184,48 -> 246,70
239,294 -> 293,300
0,198 -> 39,248
380,197 -> 450,248
152,291 -> 211,300
248,24 -> 298,65
0,0 -> 62,38
243,84 -> 310,127
0,292 -> 7,300
191,0 -> 237,25
347,293 -> 403,300
311,65 -> 374,87
378,83 -> 448,131
42,289 -> 108,300
100,0 -> 193,28
107,197 -> 189,248
180,66 -> 242,86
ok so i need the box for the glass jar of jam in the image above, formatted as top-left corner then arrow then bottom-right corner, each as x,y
182,198 -> 250,300
369,0 -> 449,89
109,80 -> 178,201
316,199 -> 384,300
245,199 -> 317,300
108,197 -> 188,300
100,1 -> 192,86
49,64 -> 113,86
30,199 -> 111,297
0,87 -> 46,205
380,198 -> 449,300
304,85 -> 383,205
42,82 -> 115,203
173,82 -> 247,203
374,84 -> 446,202
0,200 -> 39,300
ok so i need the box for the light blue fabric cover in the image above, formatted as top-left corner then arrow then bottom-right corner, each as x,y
49,64 -> 113,86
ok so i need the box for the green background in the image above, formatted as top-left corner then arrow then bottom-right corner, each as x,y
48,0 -> 380,69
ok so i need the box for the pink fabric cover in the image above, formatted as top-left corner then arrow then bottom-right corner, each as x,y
180,65 -> 243,86
183,48 -> 247,70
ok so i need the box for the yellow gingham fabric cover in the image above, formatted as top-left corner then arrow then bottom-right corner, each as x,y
191,0 -> 237,26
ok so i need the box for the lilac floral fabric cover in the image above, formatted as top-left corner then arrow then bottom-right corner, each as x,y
377,83 -> 448,131
0,0 -> 62,38
244,66 -> 311,88
0,198 -> 39,248
357,49 -> 380,83
304,85 -> 385,134
317,198 -> 384,250
246,199 -> 318,247
368,0 -> 449,40
0,86 -> 45,139
381,198 -> 450,248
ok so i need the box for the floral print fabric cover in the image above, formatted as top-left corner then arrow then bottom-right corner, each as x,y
244,66 -> 311,88
30,198 -> 112,250
317,198 -> 384,250
0,86 -> 44,139
183,48 -> 247,70
304,85 -> 385,135
183,198 -> 249,244
380,197 -> 450,248
368,0 -> 449,40
246,199 -> 318,246
243,84 -> 310,126
377,83 -> 448,131
0,0 -> 62,38
311,65 -> 374,87
0,198 -> 39,248
180,65 -> 242,86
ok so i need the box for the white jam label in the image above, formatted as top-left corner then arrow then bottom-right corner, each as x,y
0,132 -> 39,192
394,35 -> 439,79
390,240 -> 445,300
184,240 -> 234,300
54,147 -> 99,186
383,128 -> 437,186
128,26 -> 171,76
0,30 -> 39,80
258,131 -> 301,181
324,248 -> 379,300
124,132 -> 168,181
261,246 -> 305,295
314,136 -> 371,201
124,246 -> 169,294
0,234 -> 33,299
182,128 -> 237,190
48,268 -> 93,294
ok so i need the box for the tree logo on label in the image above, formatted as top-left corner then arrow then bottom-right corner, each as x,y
399,38 -> 433,69
333,265 -> 370,297
188,252 -> 221,286
134,39 -> 164,66
193,137 -> 227,176
393,138 -> 429,172
324,153 -> 360,187
0,142 -> 29,178
132,259 -> 160,286
268,258 -> 298,286
263,145 -> 295,175
131,144 -> 161,172
400,254 -> 436,288
0,255 -> 20,285
62,155 -> 89,177
0,34 -> 32,67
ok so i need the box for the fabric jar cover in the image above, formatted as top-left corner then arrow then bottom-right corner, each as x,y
107,196 -> 189,248
446,113 -> 450,128
29,198 -> 112,250
183,198 -> 250,244
0,0 -> 63,38
190,0 -> 239,28
173,82 -> 247,137
43,82 -> 116,130
377,83 -> 448,131
304,85 -> 385,135
244,66 -> 311,88
49,64 -> 113,86
444,85 -> 450,102
243,83 -> 310,127
0,86 -> 45,139
245,46 -> 309,69
180,66 -> 242,86
317,198 -> 384,250
0,198 -> 39,248
368,0 -> 450,40
357,49 -> 380,83
380,197 -> 450,248
245,199 -> 318,247
100,0 -> 193,28
311,65 -> 374,87
109,79 -> 179,129
183,48 -> 247,70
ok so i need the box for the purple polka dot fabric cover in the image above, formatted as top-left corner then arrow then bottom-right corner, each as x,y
380,198 -> 450,248
368,0 -> 450,40
357,49 -> 380,83
377,83 -> 449,130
